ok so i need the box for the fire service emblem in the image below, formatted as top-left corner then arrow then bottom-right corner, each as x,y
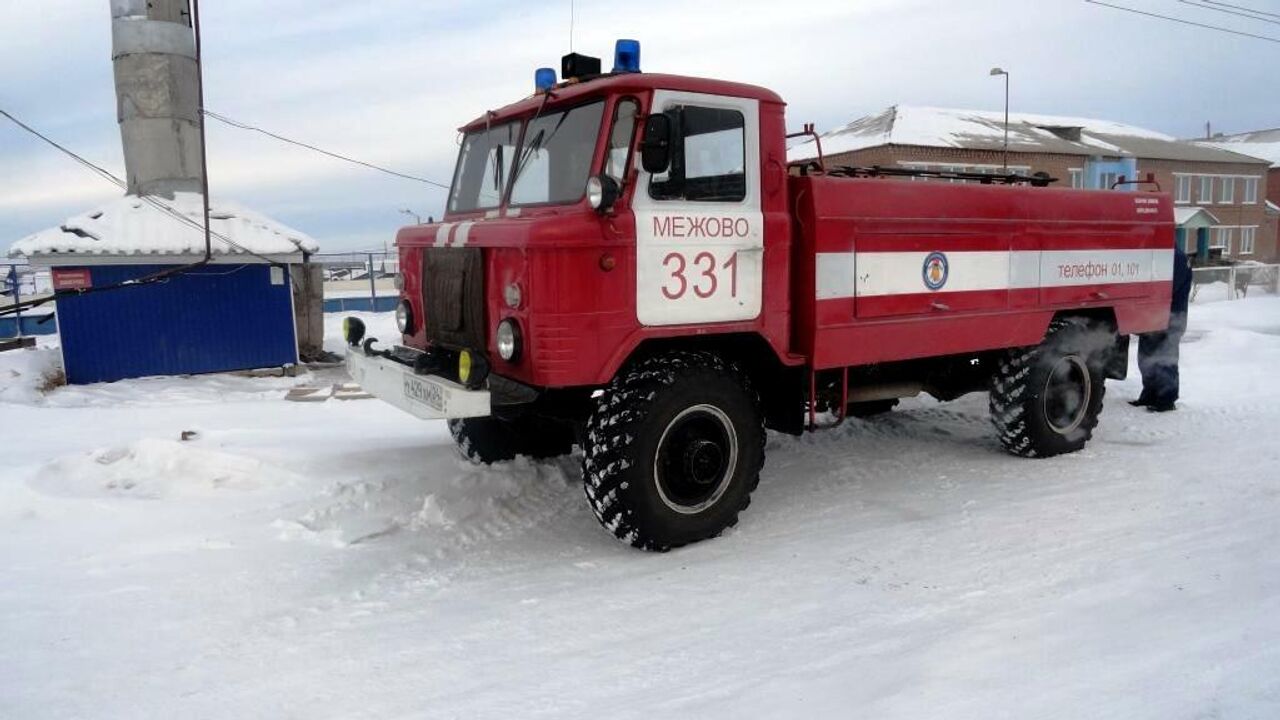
922,251 -> 949,291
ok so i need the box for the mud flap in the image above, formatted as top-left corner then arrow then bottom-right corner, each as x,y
1105,334 -> 1130,380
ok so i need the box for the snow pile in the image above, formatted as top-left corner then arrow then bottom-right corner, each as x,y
279,456 -> 577,548
788,105 -> 1249,163
1197,127 -> 1280,168
8,192 -> 319,259
0,340 -> 63,404
31,438 -> 277,500
42,371 -> 305,408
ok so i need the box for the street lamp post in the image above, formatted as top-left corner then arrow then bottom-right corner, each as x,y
399,208 -> 422,224
989,67 -> 1010,172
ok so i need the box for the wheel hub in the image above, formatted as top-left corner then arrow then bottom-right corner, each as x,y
654,404 -> 739,515
684,439 -> 725,485
1042,354 -> 1092,435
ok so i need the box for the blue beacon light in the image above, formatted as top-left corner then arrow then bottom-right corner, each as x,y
613,39 -> 640,73
535,67 -> 557,92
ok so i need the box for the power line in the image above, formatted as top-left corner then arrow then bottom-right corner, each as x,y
201,109 -> 450,189
1083,0 -> 1280,42
0,107 -> 287,267
0,109 -> 126,189
1177,0 -> 1280,25
1200,0 -> 1280,20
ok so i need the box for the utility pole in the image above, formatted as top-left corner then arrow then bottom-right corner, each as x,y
111,0 -> 203,197
989,67 -> 1010,172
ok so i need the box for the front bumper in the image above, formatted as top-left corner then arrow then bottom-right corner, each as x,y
346,345 -> 490,420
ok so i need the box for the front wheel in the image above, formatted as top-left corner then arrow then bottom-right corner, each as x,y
582,352 -> 765,551
989,317 -> 1110,457
448,414 -> 575,464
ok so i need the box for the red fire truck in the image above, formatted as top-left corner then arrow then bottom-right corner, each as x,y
345,43 -> 1174,550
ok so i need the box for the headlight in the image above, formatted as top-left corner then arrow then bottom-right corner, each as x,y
503,282 -> 523,309
395,300 -> 414,334
457,349 -> 489,389
586,176 -> 604,209
342,316 -> 366,347
496,318 -> 522,362
458,349 -> 473,384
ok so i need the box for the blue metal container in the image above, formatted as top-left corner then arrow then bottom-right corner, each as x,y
54,263 -> 297,384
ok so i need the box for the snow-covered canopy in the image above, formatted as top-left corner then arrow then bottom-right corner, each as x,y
788,105 -> 1267,165
8,193 -> 319,261
1173,207 -> 1218,227
1196,127 -> 1280,169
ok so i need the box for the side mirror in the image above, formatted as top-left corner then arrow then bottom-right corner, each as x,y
640,114 -> 673,174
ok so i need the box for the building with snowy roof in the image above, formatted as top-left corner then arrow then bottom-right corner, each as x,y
1196,128 -> 1280,262
7,193 -> 321,384
789,106 -> 1275,262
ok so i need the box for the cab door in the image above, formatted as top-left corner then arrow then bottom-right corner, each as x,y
631,91 -> 764,327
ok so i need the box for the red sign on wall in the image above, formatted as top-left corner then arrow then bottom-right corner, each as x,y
51,268 -> 92,290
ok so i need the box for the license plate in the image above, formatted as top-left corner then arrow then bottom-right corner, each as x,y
403,375 -> 445,411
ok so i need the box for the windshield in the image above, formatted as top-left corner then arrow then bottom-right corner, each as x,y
447,100 -> 606,213
509,101 -> 605,206
448,121 -> 519,214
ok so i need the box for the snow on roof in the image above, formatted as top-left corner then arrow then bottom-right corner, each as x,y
1195,127 -> 1280,168
8,193 -> 319,260
1174,207 -> 1219,225
788,105 -> 1266,165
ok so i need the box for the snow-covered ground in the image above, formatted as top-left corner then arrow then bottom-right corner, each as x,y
2,301 -> 1279,719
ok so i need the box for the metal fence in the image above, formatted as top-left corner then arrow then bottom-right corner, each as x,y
1,262 -> 57,338
313,251 -> 399,313
1191,263 -> 1280,303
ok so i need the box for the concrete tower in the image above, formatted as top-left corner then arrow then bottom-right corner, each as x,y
110,0 -> 202,197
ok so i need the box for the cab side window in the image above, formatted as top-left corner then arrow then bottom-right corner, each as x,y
649,105 -> 746,203
605,98 -> 640,185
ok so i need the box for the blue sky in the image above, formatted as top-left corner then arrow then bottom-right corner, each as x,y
2,0 -> 1276,253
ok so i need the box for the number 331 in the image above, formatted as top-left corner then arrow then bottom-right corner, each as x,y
662,251 -> 738,300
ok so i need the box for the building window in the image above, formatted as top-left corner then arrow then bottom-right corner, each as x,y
1240,226 -> 1256,254
1212,226 -> 1234,253
1174,175 -> 1191,203
1184,230 -> 1198,254
897,162 -> 931,181
1243,177 -> 1259,204
1220,177 -> 1235,204
1099,171 -> 1120,190
1069,168 -> 1084,189
1198,175 -> 1213,204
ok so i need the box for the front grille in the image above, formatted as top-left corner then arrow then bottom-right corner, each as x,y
422,247 -> 485,350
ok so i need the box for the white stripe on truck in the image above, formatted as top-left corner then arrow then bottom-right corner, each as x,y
816,249 -> 1174,299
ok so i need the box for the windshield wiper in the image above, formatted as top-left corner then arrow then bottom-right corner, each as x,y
491,144 -> 504,195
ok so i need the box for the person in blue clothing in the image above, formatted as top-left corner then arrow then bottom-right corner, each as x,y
1132,244 -> 1193,412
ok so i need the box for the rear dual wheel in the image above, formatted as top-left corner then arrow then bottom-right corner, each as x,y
989,317 -> 1110,458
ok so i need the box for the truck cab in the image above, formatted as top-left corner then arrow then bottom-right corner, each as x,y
383,69 -> 795,390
